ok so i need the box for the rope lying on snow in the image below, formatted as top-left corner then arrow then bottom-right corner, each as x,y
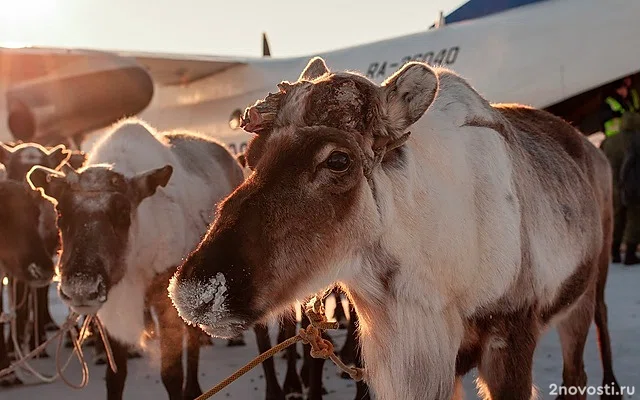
196,296 -> 366,400
0,282 -> 118,388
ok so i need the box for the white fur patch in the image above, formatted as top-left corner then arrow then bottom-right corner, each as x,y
96,276 -> 146,347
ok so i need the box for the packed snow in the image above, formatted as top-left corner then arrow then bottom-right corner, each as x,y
1,262 -> 639,399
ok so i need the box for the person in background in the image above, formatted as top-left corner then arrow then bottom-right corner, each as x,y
601,112 -> 640,264
600,77 -> 640,137
624,76 -> 640,107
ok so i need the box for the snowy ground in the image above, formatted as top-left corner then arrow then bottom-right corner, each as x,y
1,262 -> 638,400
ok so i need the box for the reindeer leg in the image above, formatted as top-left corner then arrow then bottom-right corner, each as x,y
476,308 -> 538,400
340,302 -> 372,399
105,334 -> 128,400
349,310 -> 371,400
281,316 -> 303,400
594,242 -> 623,400
555,291 -> 595,400
7,281 -> 29,359
332,287 -> 348,329
254,323 -> 284,400
340,302 -> 358,377
300,313 -> 328,400
0,280 -> 21,387
31,288 -> 48,358
184,325 -> 203,400
156,295 -> 185,400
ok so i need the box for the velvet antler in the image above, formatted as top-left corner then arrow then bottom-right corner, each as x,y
240,87 -> 286,134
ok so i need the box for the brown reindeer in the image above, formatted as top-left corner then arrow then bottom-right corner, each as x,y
169,57 -> 622,399
0,142 -> 86,362
0,162 -> 57,385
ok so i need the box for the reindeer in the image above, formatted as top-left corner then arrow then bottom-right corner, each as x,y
26,118 -> 305,400
0,142 -> 83,358
26,119 -> 236,400
0,161 -> 58,386
168,57 -> 622,400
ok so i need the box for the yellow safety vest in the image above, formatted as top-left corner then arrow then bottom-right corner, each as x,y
604,91 -> 640,137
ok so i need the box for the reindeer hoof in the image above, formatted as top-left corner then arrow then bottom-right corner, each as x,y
44,321 -> 59,331
35,350 -> 50,359
226,337 -> 246,347
183,387 -> 203,400
128,350 -> 142,359
0,371 -> 23,387
284,393 -> 304,400
265,391 -> 286,400
94,353 -> 107,365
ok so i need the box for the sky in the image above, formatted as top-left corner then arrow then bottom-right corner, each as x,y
0,0 -> 466,57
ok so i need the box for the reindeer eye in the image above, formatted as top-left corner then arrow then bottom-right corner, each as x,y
326,151 -> 351,172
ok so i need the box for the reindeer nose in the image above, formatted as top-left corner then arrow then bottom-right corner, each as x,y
59,272 -> 107,305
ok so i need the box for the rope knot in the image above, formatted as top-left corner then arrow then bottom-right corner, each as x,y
298,325 -> 334,359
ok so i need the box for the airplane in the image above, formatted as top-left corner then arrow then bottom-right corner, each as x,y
0,0 -> 637,154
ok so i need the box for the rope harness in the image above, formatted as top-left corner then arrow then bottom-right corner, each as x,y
196,295 -> 366,400
0,280 -> 117,387
1,286 -> 364,399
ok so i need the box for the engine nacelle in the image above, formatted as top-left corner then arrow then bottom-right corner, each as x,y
6,57 -> 154,142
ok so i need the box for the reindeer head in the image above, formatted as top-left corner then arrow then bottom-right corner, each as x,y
0,163 -> 55,287
28,163 -> 172,315
169,57 -> 438,338
0,142 -> 71,180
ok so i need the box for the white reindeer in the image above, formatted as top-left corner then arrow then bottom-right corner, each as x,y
168,58 -> 622,400
27,118 -> 244,400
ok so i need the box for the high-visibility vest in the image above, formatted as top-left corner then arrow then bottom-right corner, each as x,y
604,92 -> 640,136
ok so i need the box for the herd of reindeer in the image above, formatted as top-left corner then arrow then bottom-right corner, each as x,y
0,56 -> 627,400
0,131 -> 368,400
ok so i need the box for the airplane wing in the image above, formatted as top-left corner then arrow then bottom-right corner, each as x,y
0,46 -> 252,144
0,45 -> 250,86
113,49 -> 253,85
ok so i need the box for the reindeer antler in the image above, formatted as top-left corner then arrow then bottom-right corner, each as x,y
240,89 -> 285,134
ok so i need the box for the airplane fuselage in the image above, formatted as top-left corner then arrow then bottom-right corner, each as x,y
2,0 -> 639,154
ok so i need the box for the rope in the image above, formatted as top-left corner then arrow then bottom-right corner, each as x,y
0,280 -> 29,324
92,316 -> 118,373
0,280 -> 117,387
195,295 -> 366,400
0,312 -> 80,380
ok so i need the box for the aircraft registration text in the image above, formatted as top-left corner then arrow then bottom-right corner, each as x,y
366,46 -> 459,79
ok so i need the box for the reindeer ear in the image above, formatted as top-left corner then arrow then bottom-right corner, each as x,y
0,163 -> 6,181
379,62 -> 439,132
0,143 -> 14,165
27,165 -> 68,202
298,57 -> 330,81
46,145 -> 71,169
129,165 -> 173,204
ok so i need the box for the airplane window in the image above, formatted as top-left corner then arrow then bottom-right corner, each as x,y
229,108 -> 242,130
